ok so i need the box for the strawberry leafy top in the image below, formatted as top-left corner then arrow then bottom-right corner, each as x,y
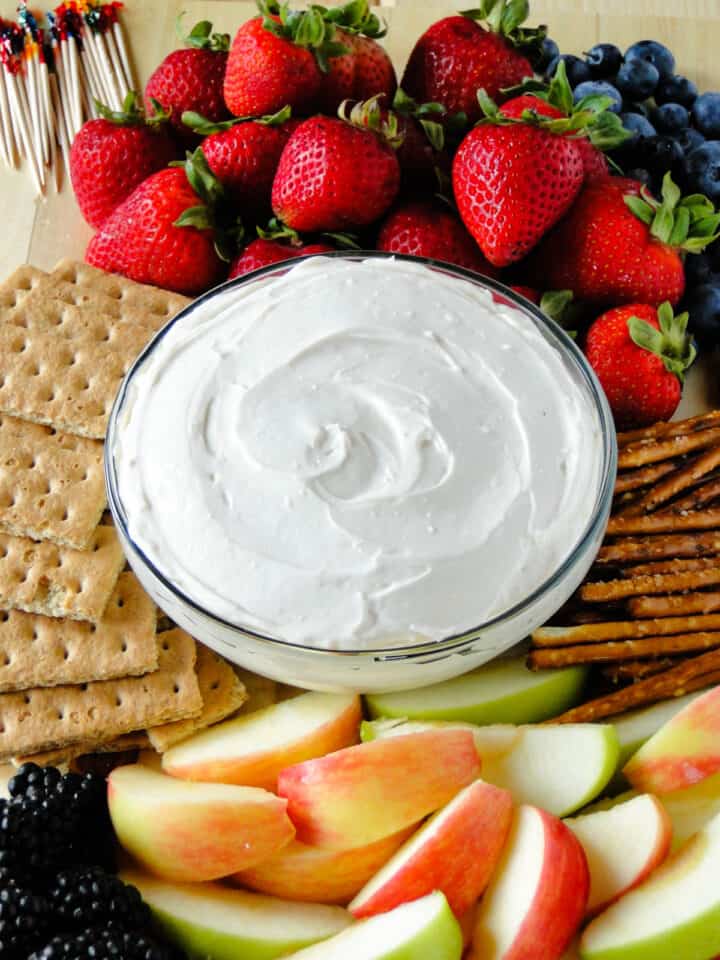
627,301 -> 696,382
177,16 -> 230,52
258,0 -> 385,72
624,172 -> 720,254
338,94 -> 405,149
460,0 -> 546,54
96,91 -> 171,129
257,216 -> 360,250
182,105 -> 292,136
172,149 -> 244,260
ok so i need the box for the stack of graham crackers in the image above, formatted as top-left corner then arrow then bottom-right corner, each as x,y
530,410 -> 720,723
0,260 -> 248,767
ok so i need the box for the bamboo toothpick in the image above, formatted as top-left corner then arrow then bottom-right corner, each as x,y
0,68 -> 16,167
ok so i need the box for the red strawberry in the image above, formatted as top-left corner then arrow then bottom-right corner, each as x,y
530,174 -> 720,308
229,237 -> 335,278
352,33 -> 397,102
401,7 -> 540,124
272,100 -> 400,232
389,88 -> 461,194
70,93 -> 178,229
145,19 -> 230,136
499,93 -> 564,121
377,201 -> 497,277
85,153 -> 227,295
510,284 -> 540,303
185,107 -> 298,222
453,121 -> 585,268
585,302 -> 695,428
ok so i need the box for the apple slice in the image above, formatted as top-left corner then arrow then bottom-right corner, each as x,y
365,657 -> 587,725
657,770 -> 720,850
613,693 -> 706,769
564,794 -> 672,916
361,719 -> 618,816
281,891 -> 463,960
349,779 -> 513,919
108,764 -> 294,882
580,809 -> 720,960
469,805 -> 589,960
233,828 -> 416,905
624,685 -> 720,794
162,692 -> 362,790
122,869 -> 351,959
278,729 -> 480,849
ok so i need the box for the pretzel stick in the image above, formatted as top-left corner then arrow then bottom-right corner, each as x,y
582,567 -> 720,603
603,658 -> 686,682
532,613 -> 720,646
618,430 -> 720,470
622,445 -> 720,516
659,476 -> 720,514
607,510 -> 720,536
629,591 -> 720,619
549,650 -> 720,723
529,631 -> 720,669
623,557 -> 720,577
597,532 -> 720,565
615,461 -> 678,494
617,411 -> 720,448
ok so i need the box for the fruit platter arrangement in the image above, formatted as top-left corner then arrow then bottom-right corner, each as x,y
2,0 -> 720,959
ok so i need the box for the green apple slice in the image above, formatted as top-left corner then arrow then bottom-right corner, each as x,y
360,718 -> 618,816
122,870 -> 351,960
283,891 -> 463,960
580,809 -> 720,960
659,770 -> 720,850
364,657 -> 587,725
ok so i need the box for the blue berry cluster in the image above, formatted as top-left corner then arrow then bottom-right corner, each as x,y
534,38 -> 720,346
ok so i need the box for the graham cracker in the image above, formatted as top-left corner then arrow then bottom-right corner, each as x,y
0,322 -> 130,439
0,628 -> 201,760
0,265 -> 47,314
147,643 -> 248,752
233,668 -> 279,712
0,572 -> 157,692
12,731 -> 150,768
0,414 -> 106,549
0,524 -> 125,622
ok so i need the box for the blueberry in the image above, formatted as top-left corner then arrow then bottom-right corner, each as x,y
632,135 -> 684,179
684,141 -> 720,203
684,283 -> 720,348
685,253 -> 717,287
622,101 -> 650,117
545,54 -> 592,88
651,102 -> 689,135
677,127 -> 704,154
615,59 -> 660,101
692,92 -> 720,139
625,40 -> 676,80
620,112 -> 656,140
655,74 -> 698,108
533,36 -> 559,73
573,80 -> 623,113
584,43 -> 623,78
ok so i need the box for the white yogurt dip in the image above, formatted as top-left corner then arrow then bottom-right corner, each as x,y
113,257 -> 603,650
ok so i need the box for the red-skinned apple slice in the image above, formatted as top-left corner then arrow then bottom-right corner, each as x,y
162,692 -> 362,790
623,684 -> 720,794
108,764 -> 295,882
469,805 -> 589,960
564,794 -> 672,916
349,779 -> 513,919
232,828 -> 416,904
278,729 -> 481,849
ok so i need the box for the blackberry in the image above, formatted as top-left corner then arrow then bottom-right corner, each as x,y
29,927 -> 184,960
0,883 -> 50,955
49,866 -> 151,932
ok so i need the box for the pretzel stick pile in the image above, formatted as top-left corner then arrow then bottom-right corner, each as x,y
529,410 -> 720,722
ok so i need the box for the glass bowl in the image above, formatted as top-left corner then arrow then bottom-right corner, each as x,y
105,253 -> 617,694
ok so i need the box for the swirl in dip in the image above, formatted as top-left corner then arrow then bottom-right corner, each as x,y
114,257 -> 603,650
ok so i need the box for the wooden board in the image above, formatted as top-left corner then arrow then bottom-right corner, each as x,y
0,0 -> 716,414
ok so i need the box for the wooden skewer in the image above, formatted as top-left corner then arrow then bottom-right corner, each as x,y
65,34 -> 83,137
104,28 -> 128,99
21,50 -> 45,175
3,67 -> 43,194
49,71 -> 69,189
0,68 -> 16,167
82,28 -> 113,109
79,44 -> 102,116
112,19 -> 135,92
85,27 -> 120,110
52,40 -> 74,147
38,55 -> 53,171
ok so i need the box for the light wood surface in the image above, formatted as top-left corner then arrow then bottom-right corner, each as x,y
0,0 -> 716,413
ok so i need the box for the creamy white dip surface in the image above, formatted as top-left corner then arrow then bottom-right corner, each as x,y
113,257 -> 603,650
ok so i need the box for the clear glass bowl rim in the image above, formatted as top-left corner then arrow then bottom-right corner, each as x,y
105,251 -> 618,660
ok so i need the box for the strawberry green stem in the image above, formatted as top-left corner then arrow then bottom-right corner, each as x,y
176,15 -> 230,52
461,0 -> 546,53
624,172 -> 720,253
627,301 -> 696,382
96,91 -> 170,128
338,94 -> 405,149
182,105 -> 292,136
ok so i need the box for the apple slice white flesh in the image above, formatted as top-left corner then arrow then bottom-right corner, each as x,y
613,693 -> 706,769
283,891 -> 463,960
122,869 -> 351,960
469,805 -> 589,960
580,808 -> 720,960
162,692 -> 362,790
565,794 -> 672,916
349,779 -> 513,918
108,764 -> 295,882
658,769 -> 720,850
365,657 -> 587,725
361,719 -> 618,816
